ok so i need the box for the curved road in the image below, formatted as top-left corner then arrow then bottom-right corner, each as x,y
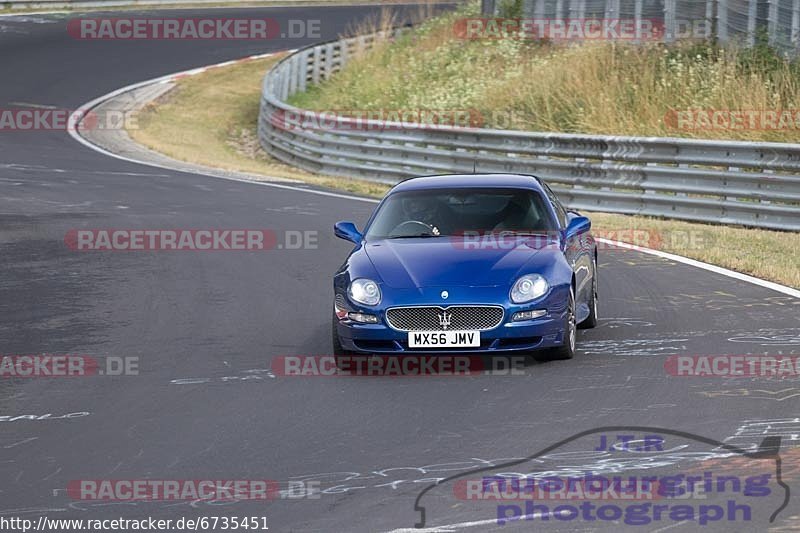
0,6 -> 798,532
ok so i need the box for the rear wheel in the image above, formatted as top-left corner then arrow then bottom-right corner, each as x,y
536,287 -> 576,361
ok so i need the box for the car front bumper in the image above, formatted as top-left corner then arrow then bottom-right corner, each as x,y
334,286 -> 570,355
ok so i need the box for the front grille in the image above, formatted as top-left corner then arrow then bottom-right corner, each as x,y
386,306 -> 504,332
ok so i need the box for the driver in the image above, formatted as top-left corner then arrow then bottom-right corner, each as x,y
401,195 -> 443,235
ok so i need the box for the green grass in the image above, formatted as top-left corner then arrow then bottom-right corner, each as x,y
289,1 -> 800,143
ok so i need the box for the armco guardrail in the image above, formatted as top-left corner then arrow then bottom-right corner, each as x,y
258,34 -> 800,231
1,0 -> 388,10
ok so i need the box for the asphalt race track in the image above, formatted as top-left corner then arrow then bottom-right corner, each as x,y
0,6 -> 799,532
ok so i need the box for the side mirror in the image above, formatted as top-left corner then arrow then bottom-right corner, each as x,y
564,215 -> 591,240
334,221 -> 363,244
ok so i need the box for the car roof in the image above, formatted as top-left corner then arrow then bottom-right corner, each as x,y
389,173 -> 546,194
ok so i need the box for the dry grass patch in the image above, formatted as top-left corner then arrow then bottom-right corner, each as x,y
130,55 -> 389,198
290,1 -> 800,143
589,213 -> 799,288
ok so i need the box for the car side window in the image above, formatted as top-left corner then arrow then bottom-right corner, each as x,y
542,184 -> 568,228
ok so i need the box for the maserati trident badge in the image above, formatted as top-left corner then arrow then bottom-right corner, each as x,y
438,311 -> 452,330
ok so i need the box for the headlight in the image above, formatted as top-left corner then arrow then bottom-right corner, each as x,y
348,278 -> 381,306
510,274 -> 549,303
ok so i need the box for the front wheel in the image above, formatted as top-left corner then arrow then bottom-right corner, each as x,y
536,287 -> 576,361
331,313 -> 353,368
579,258 -> 598,329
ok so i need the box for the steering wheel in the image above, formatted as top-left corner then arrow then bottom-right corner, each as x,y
389,220 -> 435,237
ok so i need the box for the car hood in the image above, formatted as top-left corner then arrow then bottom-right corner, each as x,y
363,236 -> 559,289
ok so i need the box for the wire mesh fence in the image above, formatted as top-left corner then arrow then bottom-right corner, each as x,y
482,0 -> 800,54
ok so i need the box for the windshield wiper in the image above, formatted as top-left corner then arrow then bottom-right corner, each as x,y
486,230 -> 552,236
384,233 -> 440,239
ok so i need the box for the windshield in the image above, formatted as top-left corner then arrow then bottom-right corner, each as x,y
365,188 -> 557,239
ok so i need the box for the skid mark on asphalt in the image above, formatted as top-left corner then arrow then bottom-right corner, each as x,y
0,162 -> 171,177
609,292 -> 799,312
0,412 -> 90,422
32,418 -> 798,526
0,24 -> 29,35
728,334 -> 800,346
597,317 -> 655,329
263,205 -> 321,216
581,337 -> 690,357
1,437 -> 38,449
0,507 -> 66,516
697,388 -> 800,401
582,327 -> 800,356
722,418 -> 800,450
169,368 -> 275,385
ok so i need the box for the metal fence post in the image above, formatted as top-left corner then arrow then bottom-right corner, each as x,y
312,46 -> 321,85
576,0 -> 586,20
604,0 -> 620,22
717,0 -> 728,43
297,51 -> 308,92
281,68 -> 290,101
324,43 -> 334,80
792,0 -> 800,48
747,0 -> 757,46
634,0 -> 643,42
523,0 -> 536,18
555,0 -> 565,20
664,0 -> 676,43
534,0 -> 546,17
767,0 -> 779,46
287,55 -> 297,95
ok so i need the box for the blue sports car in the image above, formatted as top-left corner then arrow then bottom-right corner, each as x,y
332,173 -> 598,361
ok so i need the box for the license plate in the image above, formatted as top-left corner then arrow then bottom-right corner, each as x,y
408,330 -> 481,348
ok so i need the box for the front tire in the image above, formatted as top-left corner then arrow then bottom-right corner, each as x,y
537,287 -> 576,361
331,314 -> 353,368
579,258 -> 598,329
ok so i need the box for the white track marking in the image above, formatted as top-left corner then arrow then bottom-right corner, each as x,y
385,511 -> 560,532
596,237 -> 799,298
67,52 -> 800,296
67,50 -> 380,205
8,102 -> 59,109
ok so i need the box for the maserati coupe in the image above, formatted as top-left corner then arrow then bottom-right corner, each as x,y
332,173 -> 598,361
